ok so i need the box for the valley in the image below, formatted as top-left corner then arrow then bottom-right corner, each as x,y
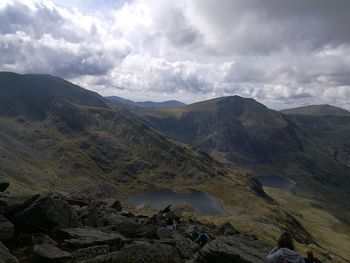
0,72 -> 349,262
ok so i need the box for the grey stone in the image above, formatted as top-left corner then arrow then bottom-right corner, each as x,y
82,242 -> 182,263
111,200 -> 122,211
33,243 -> 71,262
59,227 -> 126,249
196,235 -> 271,263
0,241 -> 18,263
0,181 -> 9,192
12,195 -> 80,232
0,215 -> 14,240
157,227 -> 172,239
32,233 -> 58,246
213,221 -> 239,236
72,245 -> 109,261
105,215 -> 157,238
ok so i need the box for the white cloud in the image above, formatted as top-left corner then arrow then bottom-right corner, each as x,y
0,0 -> 350,109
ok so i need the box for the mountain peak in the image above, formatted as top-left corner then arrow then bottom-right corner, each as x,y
0,71 -> 108,119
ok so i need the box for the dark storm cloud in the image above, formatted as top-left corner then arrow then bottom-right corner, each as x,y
187,0 -> 350,55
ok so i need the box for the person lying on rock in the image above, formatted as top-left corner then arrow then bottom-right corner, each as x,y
304,250 -> 322,263
267,232 -> 305,263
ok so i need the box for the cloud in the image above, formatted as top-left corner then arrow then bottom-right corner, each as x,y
0,0 -> 131,77
0,0 -> 350,110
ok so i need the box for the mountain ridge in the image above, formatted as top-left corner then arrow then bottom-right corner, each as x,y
105,95 -> 186,109
281,104 -> 350,116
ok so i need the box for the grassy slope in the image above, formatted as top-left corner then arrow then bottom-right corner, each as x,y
265,187 -> 350,263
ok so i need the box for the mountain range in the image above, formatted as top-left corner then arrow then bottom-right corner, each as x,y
117,95 -> 350,224
105,96 -> 186,109
1,72 -> 350,261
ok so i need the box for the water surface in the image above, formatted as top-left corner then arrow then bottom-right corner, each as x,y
129,189 -> 229,216
254,175 -> 295,190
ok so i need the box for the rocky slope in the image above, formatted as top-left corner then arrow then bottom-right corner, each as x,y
0,187 -> 285,263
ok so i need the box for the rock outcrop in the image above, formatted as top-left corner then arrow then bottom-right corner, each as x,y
196,236 -> 270,263
0,190 -> 277,263
0,241 -> 18,263
0,215 -> 14,240
12,195 -> 80,232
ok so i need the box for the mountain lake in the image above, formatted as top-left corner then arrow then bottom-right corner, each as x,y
129,189 -> 229,216
254,175 -> 296,190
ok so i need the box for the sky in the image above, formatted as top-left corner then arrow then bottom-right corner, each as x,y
0,0 -> 350,110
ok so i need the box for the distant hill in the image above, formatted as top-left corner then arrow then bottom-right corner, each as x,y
281,104 -> 350,116
105,96 -> 186,109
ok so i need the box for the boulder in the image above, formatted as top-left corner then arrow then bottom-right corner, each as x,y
213,222 -> 239,236
111,200 -> 122,211
0,200 -> 9,215
105,216 -> 157,239
82,242 -> 182,263
72,245 -> 109,261
114,242 -> 182,263
8,194 -> 40,216
59,227 -> 126,250
196,236 -> 271,263
0,241 -> 19,263
104,214 -> 133,225
32,233 -> 58,246
33,243 -> 71,262
156,227 -> 172,239
0,215 -> 14,240
79,205 -> 105,227
173,232 -> 198,259
0,181 -> 9,192
12,195 -> 80,232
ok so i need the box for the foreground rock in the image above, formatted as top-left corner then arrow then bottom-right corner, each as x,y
12,195 -> 80,232
111,200 -> 122,211
0,241 -> 18,263
33,243 -> 72,262
59,227 -> 126,249
196,236 -> 270,263
104,214 -> 157,238
72,245 -> 110,261
82,242 -> 182,263
0,215 -> 14,240
0,191 -> 278,263
0,181 -> 9,192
